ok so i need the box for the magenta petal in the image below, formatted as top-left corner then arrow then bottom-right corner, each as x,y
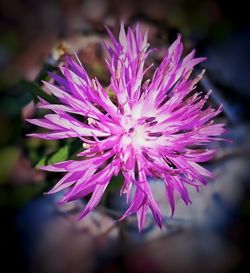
137,204 -> 148,231
78,164 -> 116,219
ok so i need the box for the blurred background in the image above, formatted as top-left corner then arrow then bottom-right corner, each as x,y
0,0 -> 250,272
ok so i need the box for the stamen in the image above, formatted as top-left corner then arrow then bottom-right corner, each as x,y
142,151 -> 154,162
145,117 -> 156,123
87,118 -> 95,125
148,167 -> 162,178
142,79 -> 150,91
163,157 -> 177,169
82,143 -> 90,149
149,121 -> 158,126
148,132 -> 163,137
128,127 -> 135,133
118,104 -> 125,115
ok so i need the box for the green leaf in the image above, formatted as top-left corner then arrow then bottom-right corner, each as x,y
35,140 -> 83,168
20,80 -> 58,104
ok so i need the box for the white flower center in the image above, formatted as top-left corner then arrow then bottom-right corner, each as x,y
120,124 -> 147,148
130,125 -> 147,147
120,113 -> 162,150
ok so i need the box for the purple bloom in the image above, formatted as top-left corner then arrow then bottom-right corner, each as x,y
27,24 -> 225,230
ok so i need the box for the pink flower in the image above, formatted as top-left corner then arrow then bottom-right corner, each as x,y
27,24 -> 225,230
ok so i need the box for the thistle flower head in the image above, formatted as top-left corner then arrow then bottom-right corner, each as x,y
28,24 -> 225,230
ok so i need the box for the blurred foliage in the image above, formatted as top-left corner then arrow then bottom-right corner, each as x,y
0,183 -> 46,208
0,31 -> 23,54
0,82 -> 32,118
0,146 -> 20,184
20,80 -> 57,104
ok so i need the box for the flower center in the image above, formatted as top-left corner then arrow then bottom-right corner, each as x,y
120,114 -> 162,148
130,126 -> 146,146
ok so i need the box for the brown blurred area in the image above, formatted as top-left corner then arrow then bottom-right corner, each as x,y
0,0 -> 233,82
